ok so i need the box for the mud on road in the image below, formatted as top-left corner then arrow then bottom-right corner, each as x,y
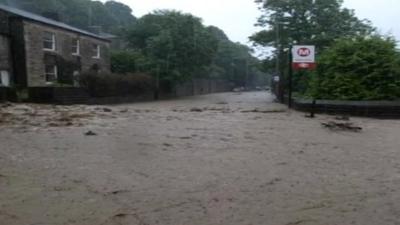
1,92 -> 400,225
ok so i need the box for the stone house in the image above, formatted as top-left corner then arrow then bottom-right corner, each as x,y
0,4 -> 111,101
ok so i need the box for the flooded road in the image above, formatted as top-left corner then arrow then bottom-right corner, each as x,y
1,91 -> 400,225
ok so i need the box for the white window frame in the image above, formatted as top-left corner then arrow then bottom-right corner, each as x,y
43,32 -> 56,51
45,65 -> 58,84
92,44 -> 101,59
72,39 -> 80,55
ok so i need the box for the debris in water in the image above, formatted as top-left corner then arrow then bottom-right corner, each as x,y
321,121 -> 362,132
241,109 -> 286,113
103,108 -> 113,113
0,102 -> 12,108
105,190 -> 130,196
163,143 -> 173,147
335,115 -> 350,121
305,114 -> 315,118
190,107 -> 203,112
120,109 -> 129,113
85,131 -> 98,136
113,213 -> 128,218
179,136 -> 192,140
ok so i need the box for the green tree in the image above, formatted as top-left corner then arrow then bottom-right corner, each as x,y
309,36 -> 400,100
206,26 -> 267,87
126,10 -> 218,83
0,0 -> 136,34
105,1 -> 136,27
251,0 -> 375,50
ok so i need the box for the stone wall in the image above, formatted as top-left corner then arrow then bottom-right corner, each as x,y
0,35 -> 11,71
0,10 -> 9,35
0,87 -> 7,102
174,79 -> 232,97
23,20 -> 111,87
9,18 -> 27,87
0,10 -> 13,87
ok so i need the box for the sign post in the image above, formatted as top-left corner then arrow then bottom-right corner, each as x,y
288,47 -> 293,108
288,45 -> 316,108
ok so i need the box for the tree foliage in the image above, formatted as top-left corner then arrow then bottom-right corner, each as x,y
309,36 -> 400,100
126,10 -> 219,83
110,51 -> 138,74
206,26 -> 268,87
0,0 -> 136,33
250,0 -> 377,89
249,0 -> 400,101
109,13 -> 267,87
251,0 -> 375,50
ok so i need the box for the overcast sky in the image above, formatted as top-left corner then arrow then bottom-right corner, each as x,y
108,0 -> 400,45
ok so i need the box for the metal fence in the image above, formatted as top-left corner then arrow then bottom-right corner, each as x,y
293,99 -> 400,118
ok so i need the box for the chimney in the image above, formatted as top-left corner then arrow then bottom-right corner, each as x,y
41,12 -> 61,21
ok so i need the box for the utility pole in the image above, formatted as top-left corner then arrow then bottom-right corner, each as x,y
288,46 -> 293,108
154,65 -> 160,100
275,21 -> 284,103
245,59 -> 249,89
275,21 -> 280,77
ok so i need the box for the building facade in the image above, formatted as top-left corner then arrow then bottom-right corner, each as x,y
0,4 -> 110,92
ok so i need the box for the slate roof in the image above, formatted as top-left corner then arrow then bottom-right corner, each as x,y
0,4 -> 109,41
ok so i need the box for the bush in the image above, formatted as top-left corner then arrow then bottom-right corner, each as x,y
309,36 -> 400,100
111,51 -> 138,74
80,72 -> 154,97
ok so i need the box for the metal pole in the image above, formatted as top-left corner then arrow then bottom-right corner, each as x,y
310,99 -> 316,118
288,46 -> 293,108
245,59 -> 249,89
275,22 -> 280,76
275,22 -> 283,102
154,66 -> 160,100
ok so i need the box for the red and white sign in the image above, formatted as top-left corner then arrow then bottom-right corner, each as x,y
292,45 -> 316,70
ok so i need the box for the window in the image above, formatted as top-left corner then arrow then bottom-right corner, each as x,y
43,32 -> 56,51
45,65 -> 58,83
72,39 -> 80,55
92,44 -> 100,59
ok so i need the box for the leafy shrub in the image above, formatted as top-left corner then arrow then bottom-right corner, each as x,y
80,72 -> 154,97
309,36 -> 400,100
111,51 -> 138,74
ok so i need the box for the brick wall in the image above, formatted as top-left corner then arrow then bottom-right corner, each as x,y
23,21 -> 110,87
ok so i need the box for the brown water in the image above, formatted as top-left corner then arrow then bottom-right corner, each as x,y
1,92 -> 400,225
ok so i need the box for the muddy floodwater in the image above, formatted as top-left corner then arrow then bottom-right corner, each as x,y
1,91 -> 400,225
